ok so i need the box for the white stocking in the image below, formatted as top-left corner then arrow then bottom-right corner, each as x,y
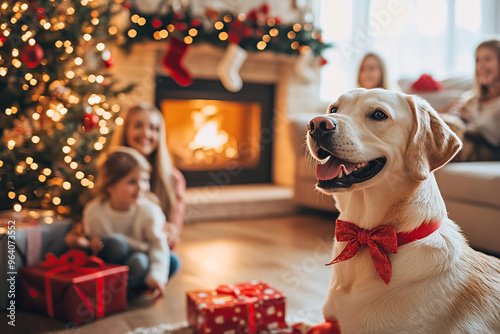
217,43 -> 248,92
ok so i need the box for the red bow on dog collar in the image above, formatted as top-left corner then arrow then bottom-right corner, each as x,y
326,219 -> 441,285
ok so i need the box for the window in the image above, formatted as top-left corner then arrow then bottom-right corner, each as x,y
319,0 -> 500,101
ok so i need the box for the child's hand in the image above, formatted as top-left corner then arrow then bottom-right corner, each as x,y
164,223 -> 180,249
89,236 -> 104,256
147,279 -> 165,300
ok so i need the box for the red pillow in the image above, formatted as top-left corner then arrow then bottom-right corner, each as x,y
411,74 -> 442,92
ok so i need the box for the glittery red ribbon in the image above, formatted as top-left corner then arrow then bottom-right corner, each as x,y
216,283 -> 262,332
326,220 -> 398,285
41,250 -> 105,319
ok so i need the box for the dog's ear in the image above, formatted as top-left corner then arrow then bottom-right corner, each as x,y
405,95 -> 462,181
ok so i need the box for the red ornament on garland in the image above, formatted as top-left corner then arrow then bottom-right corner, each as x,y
22,43 -> 44,69
274,17 -> 282,25
83,113 -> 99,132
320,57 -> 328,66
191,18 -> 202,26
104,56 -> 115,68
247,10 -> 258,22
0,31 -> 6,44
260,4 -> 270,14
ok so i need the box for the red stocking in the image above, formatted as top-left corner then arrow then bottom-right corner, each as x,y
162,36 -> 193,87
306,321 -> 341,334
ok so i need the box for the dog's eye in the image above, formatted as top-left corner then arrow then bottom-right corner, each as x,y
370,109 -> 388,121
329,106 -> 338,114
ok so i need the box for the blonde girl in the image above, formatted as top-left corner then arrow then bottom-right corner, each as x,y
109,103 -> 186,247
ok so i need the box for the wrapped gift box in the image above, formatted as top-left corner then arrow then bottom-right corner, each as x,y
187,281 -> 287,334
0,210 -> 73,309
19,250 -> 128,325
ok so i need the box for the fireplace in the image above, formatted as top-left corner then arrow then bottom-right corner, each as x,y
155,77 -> 275,187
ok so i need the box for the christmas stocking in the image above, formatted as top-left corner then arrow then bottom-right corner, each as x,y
162,36 -> 193,87
294,47 -> 315,83
217,43 -> 248,92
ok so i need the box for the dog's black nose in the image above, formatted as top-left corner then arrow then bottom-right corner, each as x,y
308,116 -> 337,135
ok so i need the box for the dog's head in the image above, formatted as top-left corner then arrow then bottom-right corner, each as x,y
307,88 -> 462,194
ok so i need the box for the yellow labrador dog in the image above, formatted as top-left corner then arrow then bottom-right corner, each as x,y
306,89 -> 500,333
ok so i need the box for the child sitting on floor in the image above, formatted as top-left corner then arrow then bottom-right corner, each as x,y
66,147 -> 170,298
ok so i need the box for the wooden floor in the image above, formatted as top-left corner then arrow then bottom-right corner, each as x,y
2,211 -> 337,334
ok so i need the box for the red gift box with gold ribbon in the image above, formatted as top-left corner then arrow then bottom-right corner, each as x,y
19,250 -> 128,325
187,281 -> 287,334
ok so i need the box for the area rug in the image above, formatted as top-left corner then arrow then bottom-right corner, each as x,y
125,309 -> 324,334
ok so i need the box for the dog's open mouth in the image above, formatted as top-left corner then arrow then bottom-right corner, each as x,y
314,148 -> 386,189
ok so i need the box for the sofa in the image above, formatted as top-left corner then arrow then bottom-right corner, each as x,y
435,162 -> 500,254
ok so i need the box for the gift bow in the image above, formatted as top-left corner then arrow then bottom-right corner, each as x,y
40,250 -> 106,319
326,220 -> 398,285
216,283 -> 263,298
41,249 -> 104,268
216,283 -> 264,332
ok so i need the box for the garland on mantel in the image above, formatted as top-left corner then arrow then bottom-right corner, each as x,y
119,3 -> 332,90
122,3 -> 332,57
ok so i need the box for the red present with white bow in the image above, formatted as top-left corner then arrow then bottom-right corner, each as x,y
187,281 -> 287,334
19,250 -> 128,325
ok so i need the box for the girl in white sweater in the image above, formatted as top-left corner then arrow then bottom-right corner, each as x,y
80,147 -> 170,297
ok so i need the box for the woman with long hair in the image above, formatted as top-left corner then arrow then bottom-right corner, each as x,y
452,39 -> 500,161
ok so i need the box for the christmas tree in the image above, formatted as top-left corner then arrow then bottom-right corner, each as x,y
0,0 -> 131,216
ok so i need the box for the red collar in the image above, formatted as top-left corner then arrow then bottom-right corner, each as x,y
328,219 -> 442,284
396,220 -> 442,246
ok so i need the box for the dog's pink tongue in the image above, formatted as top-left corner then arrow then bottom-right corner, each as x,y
316,158 -> 357,180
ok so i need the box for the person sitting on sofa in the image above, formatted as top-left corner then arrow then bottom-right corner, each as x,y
450,39 -> 500,162
357,53 -> 389,90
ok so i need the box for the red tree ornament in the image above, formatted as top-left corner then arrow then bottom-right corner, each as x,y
83,113 -> 99,132
152,19 -> 162,29
22,43 -> 44,68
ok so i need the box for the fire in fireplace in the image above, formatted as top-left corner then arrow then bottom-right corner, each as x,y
155,78 -> 274,187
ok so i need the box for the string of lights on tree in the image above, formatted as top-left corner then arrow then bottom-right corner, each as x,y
0,0 -> 331,216
0,0 -> 132,216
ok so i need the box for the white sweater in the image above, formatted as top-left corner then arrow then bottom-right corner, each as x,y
82,197 -> 170,286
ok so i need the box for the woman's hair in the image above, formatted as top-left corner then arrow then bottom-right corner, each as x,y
109,103 -> 177,220
474,39 -> 500,101
357,53 -> 389,90
95,146 -> 151,198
